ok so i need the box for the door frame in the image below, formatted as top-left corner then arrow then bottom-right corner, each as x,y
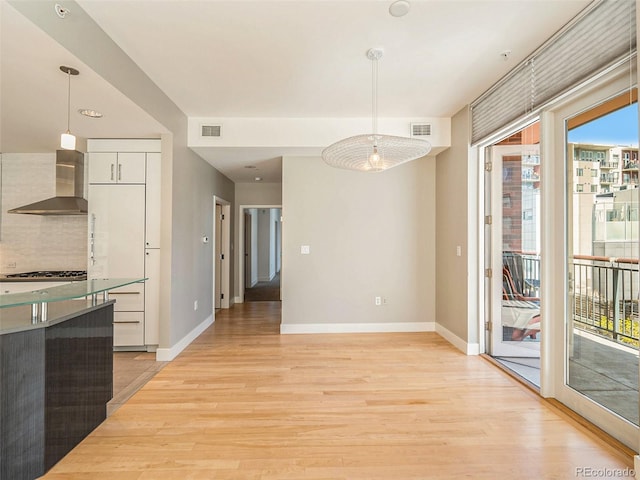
213,196 -> 231,311
238,204 -> 282,303
478,114 -> 541,359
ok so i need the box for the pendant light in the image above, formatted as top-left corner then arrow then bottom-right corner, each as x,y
60,65 -> 79,150
322,48 -> 431,172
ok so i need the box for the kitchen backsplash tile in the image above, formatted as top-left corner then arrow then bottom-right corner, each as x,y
0,153 -> 87,273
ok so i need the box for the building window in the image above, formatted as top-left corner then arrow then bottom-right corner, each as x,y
576,168 -> 584,176
590,185 -> 598,193
576,184 -> 584,192
591,169 -> 598,177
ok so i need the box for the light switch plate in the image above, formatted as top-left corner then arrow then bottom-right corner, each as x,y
301,245 -> 310,255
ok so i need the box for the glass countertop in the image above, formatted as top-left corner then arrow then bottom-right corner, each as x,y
0,278 -> 146,308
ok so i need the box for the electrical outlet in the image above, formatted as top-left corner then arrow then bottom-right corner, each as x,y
194,300 -> 198,311
5,262 -> 16,269
375,296 -> 382,306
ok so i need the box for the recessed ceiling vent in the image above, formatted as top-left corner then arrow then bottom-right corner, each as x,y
201,124 -> 222,137
411,123 -> 432,137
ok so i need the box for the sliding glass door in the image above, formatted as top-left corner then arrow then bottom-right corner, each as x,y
548,70 -> 638,449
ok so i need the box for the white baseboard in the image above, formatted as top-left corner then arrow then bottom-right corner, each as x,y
156,313 -> 214,362
280,322 -> 435,334
635,455 -> 640,480
435,323 -> 479,355
234,296 -> 243,304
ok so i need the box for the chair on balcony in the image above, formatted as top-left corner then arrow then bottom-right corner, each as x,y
502,255 -> 540,341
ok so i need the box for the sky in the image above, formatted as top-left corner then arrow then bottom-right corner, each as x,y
568,103 -> 638,147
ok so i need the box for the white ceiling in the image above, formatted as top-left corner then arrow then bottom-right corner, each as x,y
3,0 -> 591,182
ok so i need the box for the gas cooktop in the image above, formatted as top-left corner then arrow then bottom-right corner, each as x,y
4,270 -> 87,280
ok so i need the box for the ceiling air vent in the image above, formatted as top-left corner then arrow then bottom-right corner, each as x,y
411,123 -> 431,137
201,124 -> 222,137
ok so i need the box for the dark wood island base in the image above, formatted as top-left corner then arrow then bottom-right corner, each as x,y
0,300 -> 114,480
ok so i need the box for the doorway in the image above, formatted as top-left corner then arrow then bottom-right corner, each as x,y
239,206 -> 282,302
485,122 -> 542,387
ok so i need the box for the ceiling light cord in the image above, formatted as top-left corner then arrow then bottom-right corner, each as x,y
66,69 -> 72,134
372,56 -> 378,136
59,65 -> 79,150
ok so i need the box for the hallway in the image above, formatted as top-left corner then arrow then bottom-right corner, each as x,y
43,302 -> 632,479
244,272 -> 281,302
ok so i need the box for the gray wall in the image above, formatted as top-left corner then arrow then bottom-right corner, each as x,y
281,155 -> 435,329
168,136 -> 234,346
435,106 -> 472,341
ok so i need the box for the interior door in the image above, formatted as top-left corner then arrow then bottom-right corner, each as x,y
244,211 -> 252,290
214,204 -> 222,309
487,127 -> 542,359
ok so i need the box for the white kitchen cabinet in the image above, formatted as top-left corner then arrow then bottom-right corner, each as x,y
87,139 -> 162,351
113,312 -> 145,346
110,283 -> 145,312
88,152 -> 146,184
144,248 -> 160,345
145,152 -> 162,248
88,184 -> 146,348
88,185 -> 145,279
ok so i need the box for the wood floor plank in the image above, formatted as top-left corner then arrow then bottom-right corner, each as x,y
41,302 -> 633,479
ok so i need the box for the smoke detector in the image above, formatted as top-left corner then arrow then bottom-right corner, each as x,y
55,4 -> 70,18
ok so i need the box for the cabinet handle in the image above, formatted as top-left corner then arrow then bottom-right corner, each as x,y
113,320 -> 142,324
110,164 -> 115,181
111,291 -> 141,295
118,164 -> 122,181
89,214 -> 96,266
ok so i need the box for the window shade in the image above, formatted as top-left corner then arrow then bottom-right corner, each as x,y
470,0 -> 636,145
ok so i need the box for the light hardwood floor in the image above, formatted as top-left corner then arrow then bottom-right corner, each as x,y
42,302 -> 634,479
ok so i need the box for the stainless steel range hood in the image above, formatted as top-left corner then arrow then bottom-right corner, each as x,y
8,150 -> 87,215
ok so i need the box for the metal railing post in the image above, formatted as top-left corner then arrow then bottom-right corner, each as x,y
612,262 -> 621,343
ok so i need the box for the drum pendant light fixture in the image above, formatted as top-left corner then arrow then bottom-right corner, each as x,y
60,65 -> 79,150
321,48 -> 431,172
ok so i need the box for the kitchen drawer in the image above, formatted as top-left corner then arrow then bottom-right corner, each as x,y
113,312 -> 144,346
109,283 -> 144,311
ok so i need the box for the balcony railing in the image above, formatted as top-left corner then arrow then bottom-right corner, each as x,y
570,255 -> 639,348
503,251 -> 540,299
599,173 -> 619,183
503,252 -> 639,348
599,161 -> 619,169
